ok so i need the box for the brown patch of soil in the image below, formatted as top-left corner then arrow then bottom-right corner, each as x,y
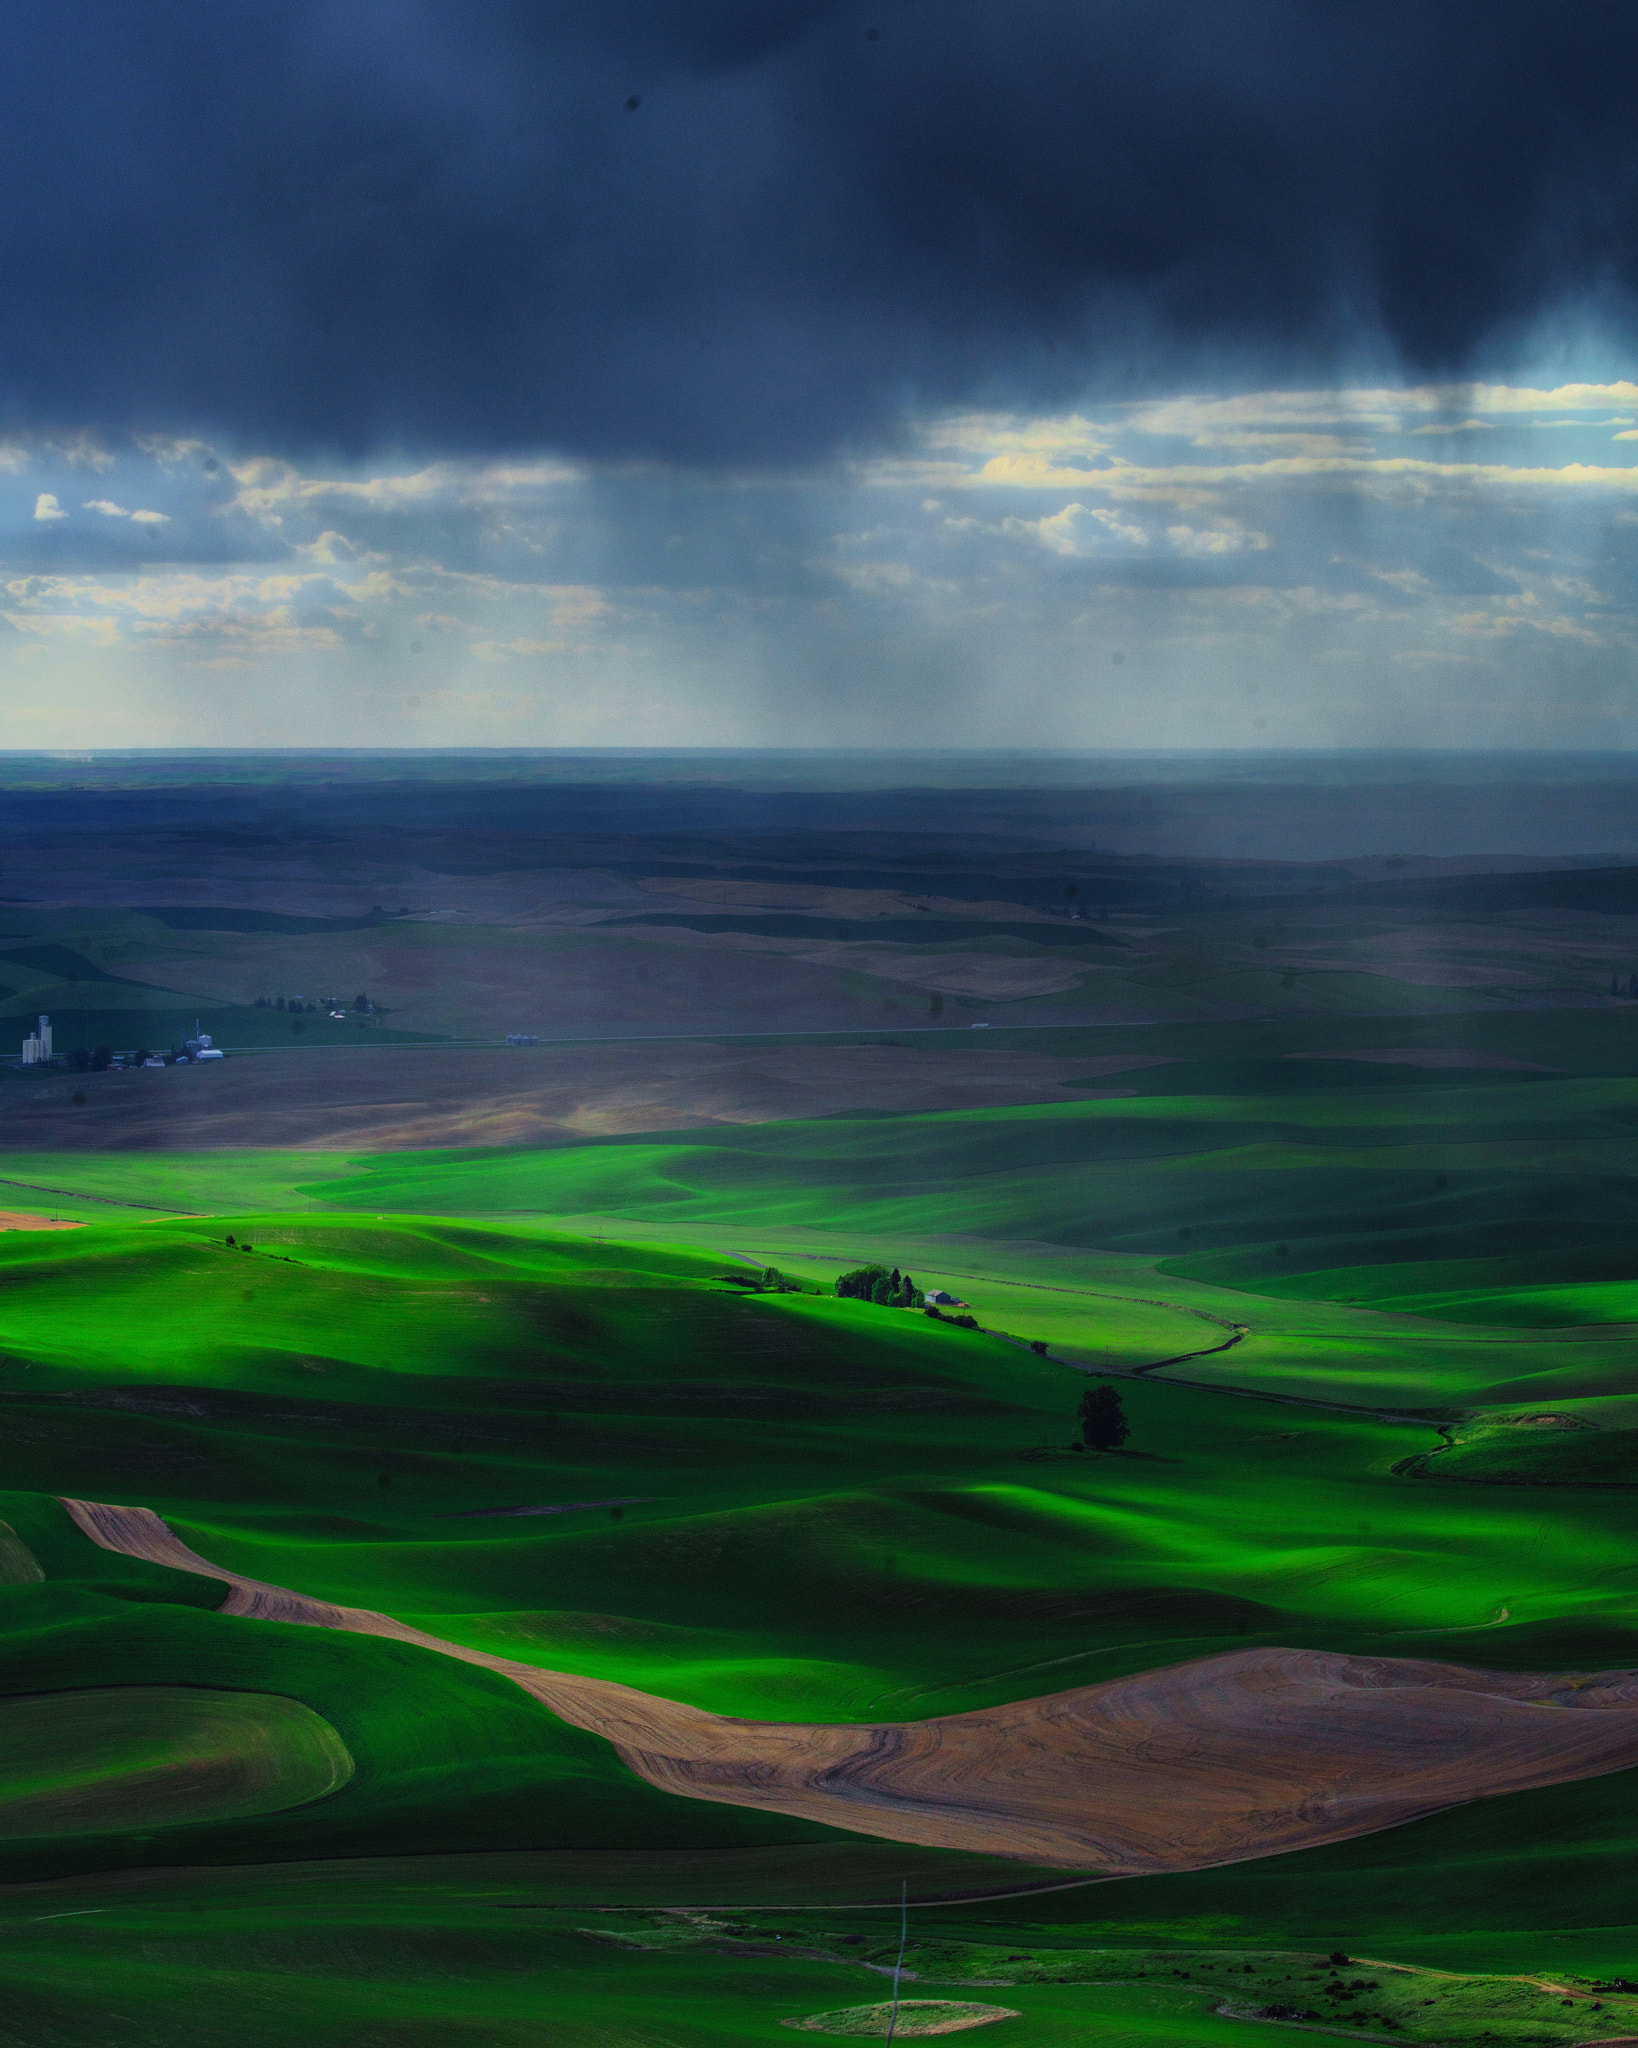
65,1499 -> 1638,1875
782,2001 -> 1020,2036
0,1045 -> 1170,1151
0,1211 -> 83,1230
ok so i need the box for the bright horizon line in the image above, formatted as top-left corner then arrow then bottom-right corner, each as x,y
7,744 -> 1638,759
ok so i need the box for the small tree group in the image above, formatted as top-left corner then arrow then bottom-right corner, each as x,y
836,1264 -> 924,1309
1078,1383 -> 1130,1452
713,1265 -> 799,1293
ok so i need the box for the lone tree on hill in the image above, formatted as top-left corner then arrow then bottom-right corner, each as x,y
1079,1384 -> 1130,1452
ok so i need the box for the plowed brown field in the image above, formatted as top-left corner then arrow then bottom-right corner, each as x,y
63,1497 -> 1638,1874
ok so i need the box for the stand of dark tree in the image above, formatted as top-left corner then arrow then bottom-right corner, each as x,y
714,1266 -> 802,1293
835,1264 -> 925,1309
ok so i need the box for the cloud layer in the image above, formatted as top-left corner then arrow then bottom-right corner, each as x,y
5,380 -> 1638,749
5,3 -> 1638,461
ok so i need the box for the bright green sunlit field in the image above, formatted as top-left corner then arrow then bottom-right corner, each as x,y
3,1046 -> 1638,2043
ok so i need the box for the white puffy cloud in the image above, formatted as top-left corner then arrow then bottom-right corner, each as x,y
1452,607 -> 1604,643
227,455 -> 583,524
1011,502 -> 1149,553
1166,523 -> 1269,555
904,387 -> 1638,504
83,499 -> 170,523
46,434 -> 115,472
1462,381 -> 1638,412
1123,391 -> 1405,436
921,411 -> 1112,461
1,612 -> 120,646
32,493 -> 65,522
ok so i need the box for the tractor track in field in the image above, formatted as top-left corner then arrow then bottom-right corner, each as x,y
984,1328 -> 1438,1426
61,1496 -> 1638,1881
1127,1322 -> 1248,1375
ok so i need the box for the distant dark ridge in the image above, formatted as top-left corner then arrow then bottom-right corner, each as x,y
132,907 -> 395,936
1316,866 -> 1638,916
602,912 -> 1127,948
396,853 -> 1177,906
614,865 -> 1183,908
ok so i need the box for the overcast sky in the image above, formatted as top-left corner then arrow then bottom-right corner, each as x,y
6,2 -> 1638,750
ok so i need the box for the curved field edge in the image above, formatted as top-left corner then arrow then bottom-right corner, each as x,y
62,1497 -> 1638,1878
0,1685 -> 354,1837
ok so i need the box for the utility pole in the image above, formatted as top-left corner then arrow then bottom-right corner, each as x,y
885,1880 -> 907,2042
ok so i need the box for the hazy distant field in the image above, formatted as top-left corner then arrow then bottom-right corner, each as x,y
8,763 -> 1638,1069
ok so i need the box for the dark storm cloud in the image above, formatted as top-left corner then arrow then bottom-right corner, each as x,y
4,1 -> 1638,464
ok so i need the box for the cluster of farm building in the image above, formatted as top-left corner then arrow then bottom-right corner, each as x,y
12,1014 -> 224,1072
253,993 -> 379,1017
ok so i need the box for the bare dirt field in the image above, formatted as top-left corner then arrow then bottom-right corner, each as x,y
0,1211 -> 83,1229
782,2002 -> 1020,2035
0,1045 -> 1170,1151
67,1499 -> 1638,1876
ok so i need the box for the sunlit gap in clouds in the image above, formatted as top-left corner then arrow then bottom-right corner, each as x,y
4,374 -> 1638,752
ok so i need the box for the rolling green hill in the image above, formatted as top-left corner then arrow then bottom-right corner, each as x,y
5,1054 -> 1638,2035
0,1216 -> 1635,1882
